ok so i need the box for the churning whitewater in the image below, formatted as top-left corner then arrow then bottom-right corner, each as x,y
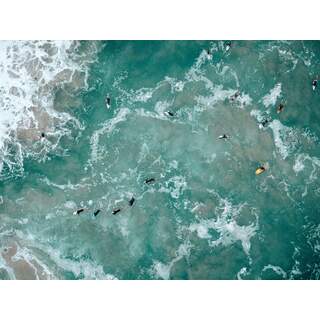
0,41 -> 319,279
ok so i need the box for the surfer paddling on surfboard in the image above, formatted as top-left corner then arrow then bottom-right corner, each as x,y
312,79 -> 318,91
225,41 -> 232,52
206,48 -> 212,60
105,95 -> 111,109
165,111 -> 174,117
255,163 -> 269,175
277,103 -> 285,113
218,134 -> 230,140
73,208 -> 86,215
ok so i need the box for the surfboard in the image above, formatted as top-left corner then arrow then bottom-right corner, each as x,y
255,167 -> 265,175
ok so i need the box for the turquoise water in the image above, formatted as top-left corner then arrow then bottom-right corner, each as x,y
0,41 -> 320,279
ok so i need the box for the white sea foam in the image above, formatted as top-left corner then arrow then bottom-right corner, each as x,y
294,154 -> 320,197
262,83 -> 282,108
185,50 -> 214,90
35,245 -> 118,280
196,86 -> 252,112
0,41 -> 98,179
151,240 -> 192,280
293,153 -> 320,175
186,50 -> 208,81
188,194 -> 258,256
132,88 -> 154,102
0,253 -> 16,280
262,264 -> 287,279
0,241 -> 54,279
158,175 -> 187,199
164,76 -> 185,93
289,247 -> 302,279
90,108 -> 130,162
169,160 -> 178,169
250,109 -> 265,126
41,176 -> 91,191
154,100 -> 172,117
12,245 -> 54,280
278,49 -> 298,73
114,77 -> 164,107
64,201 -> 77,210
236,93 -> 252,108
269,119 -> 297,159
237,267 -> 249,280
293,155 -> 306,173
196,86 -> 234,110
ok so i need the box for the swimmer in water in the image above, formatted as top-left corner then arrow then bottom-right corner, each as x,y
277,103 -> 285,113
105,95 -> 111,108
145,178 -> 155,184
93,209 -> 101,217
312,79 -> 318,91
112,208 -> 121,215
259,119 -> 269,129
40,132 -> 45,138
128,197 -> 135,207
218,134 -> 230,140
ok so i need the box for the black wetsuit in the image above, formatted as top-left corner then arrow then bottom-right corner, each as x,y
93,209 -> 101,217
145,178 -> 155,184
112,208 -> 121,215
129,197 -> 135,206
76,209 -> 84,215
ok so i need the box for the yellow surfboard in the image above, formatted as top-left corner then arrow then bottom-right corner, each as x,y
255,167 -> 265,175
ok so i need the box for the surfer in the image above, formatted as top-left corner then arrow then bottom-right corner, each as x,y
40,132 -> 45,138
255,166 -> 266,175
165,111 -> 174,117
93,209 -> 101,217
259,119 -> 269,129
206,49 -> 212,60
218,134 -> 229,140
112,208 -> 121,215
105,95 -> 111,108
129,197 -> 135,207
230,91 -> 240,102
145,178 -> 155,184
74,208 -> 85,215
225,41 -> 232,51
312,79 -> 318,91
277,103 -> 285,113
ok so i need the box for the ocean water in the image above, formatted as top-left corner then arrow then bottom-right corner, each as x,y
0,40 -> 319,280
